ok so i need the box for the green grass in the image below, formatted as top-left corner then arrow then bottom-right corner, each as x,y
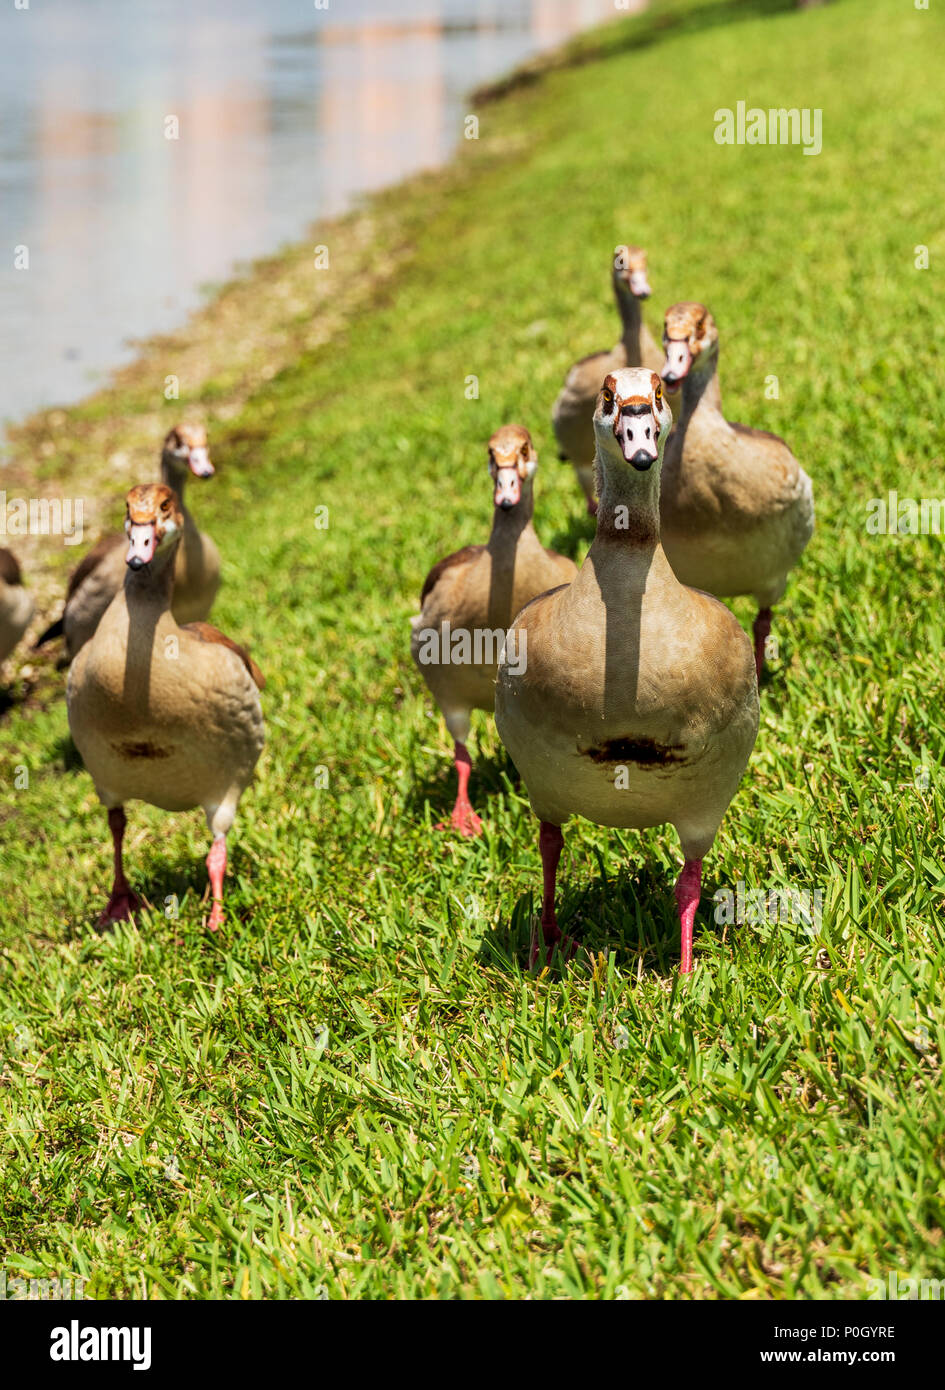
2,0 -> 944,1299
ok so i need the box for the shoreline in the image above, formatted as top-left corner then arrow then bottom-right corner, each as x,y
1,193 -> 419,654
1,3 -> 635,440
0,5 -> 643,661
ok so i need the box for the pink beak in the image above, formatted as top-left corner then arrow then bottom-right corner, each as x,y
188,446 -> 214,478
629,270 -> 652,298
126,522 -> 157,570
494,466 -> 522,509
614,406 -> 659,470
661,339 -> 692,388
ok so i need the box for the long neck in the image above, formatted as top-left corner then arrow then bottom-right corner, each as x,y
487,484 -> 535,548
583,448 -> 664,724
123,552 -> 176,613
117,551 -> 177,705
160,454 -> 188,508
485,488 -> 536,629
678,355 -> 722,426
594,450 -> 662,552
616,288 -> 643,360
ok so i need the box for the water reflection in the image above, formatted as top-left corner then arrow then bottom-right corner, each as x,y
0,0 -> 625,426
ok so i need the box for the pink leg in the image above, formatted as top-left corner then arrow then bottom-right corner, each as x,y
438,742 -> 483,837
96,806 -> 141,929
206,837 -> 227,931
752,607 -> 772,683
674,858 -> 703,975
530,822 -> 578,968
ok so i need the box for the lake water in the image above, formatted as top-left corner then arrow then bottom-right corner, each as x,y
0,0 -> 624,427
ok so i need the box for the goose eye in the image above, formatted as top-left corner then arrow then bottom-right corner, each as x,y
654,382 -> 663,407
601,389 -> 614,411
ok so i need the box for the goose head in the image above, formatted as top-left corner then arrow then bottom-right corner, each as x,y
613,244 -> 652,301
124,484 -> 185,573
594,368 -> 672,473
162,423 -> 214,481
660,302 -> 718,395
488,425 -> 537,510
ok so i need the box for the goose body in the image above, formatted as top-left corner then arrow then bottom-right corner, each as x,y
412,425 -> 576,835
0,548 -> 34,664
497,369 -> 758,970
69,604 -> 263,820
552,247 -> 664,512
497,548 -> 757,840
67,484 -> 263,930
659,303 -> 814,676
38,424 -> 220,659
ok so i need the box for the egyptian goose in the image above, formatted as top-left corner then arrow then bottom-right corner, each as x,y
35,423 -> 221,659
659,302 -> 815,680
67,483 -> 264,930
0,548 -> 34,665
495,369 -> 758,972
552,246 -> 665,513
412,425 -> 577,836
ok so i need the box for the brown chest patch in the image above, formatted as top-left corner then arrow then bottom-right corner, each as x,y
114,740 -> 173,760
596,513 -> 661,546
584,736 -> 686,767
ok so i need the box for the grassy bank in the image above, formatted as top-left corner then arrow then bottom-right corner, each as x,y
1,0 -> 944,1298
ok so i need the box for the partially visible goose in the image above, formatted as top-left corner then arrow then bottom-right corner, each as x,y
67,483 -> 264,930
412,425 -> 577,836
659,302 -> 814,679
35,423 -> 221,659
552,246 -> 665,513
496,369 -> 758,971
0,548 -> 34,664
